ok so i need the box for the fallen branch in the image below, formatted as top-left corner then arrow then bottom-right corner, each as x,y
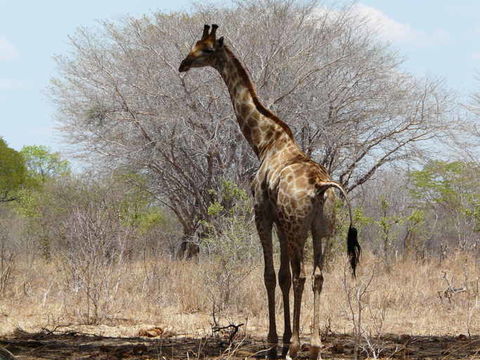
212,323 -> 244,344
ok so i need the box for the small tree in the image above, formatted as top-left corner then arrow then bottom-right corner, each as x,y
0,138 -> 27,202
0,222 -> 15,296
202,181 -> 260,307
402,209 -> 426,259
409,161 -> 480,252
11,147 -> 71,258
60,199 -> 134,324
376,197 -> 402,266
20,145 -> 70,186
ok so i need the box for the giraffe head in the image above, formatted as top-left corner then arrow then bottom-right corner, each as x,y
179,24 -> 224,72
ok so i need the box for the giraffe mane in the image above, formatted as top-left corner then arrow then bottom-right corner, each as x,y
223,46 -> 294,140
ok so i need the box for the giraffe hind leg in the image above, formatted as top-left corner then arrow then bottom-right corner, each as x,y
285,230 -> 308,360
310,192 -> 336,360
277,229 -> 292,357
310,227 -> 324,360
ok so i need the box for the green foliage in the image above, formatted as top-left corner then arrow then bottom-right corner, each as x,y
113,171 -> 167,233
207,201 -> 224,217
12,146 -> 70,221
219,179 -> 248,203
409,160 -> 480,230
14,187 -> 43,219
377,197 -> 403,229
120,200 -> 166,234
353,207 -> 375,228
407,208 -> 425,224
332,202 -> 373,246
201,180 -> 258,305
206,180 -> 248,219
410,161 -> 477,203
12,167 -> 170,260
202,180 -> 256,258
0,138 -> 27,202
20,145 -> 70,187
375,196 -> 403,263
402,208 -> 427,256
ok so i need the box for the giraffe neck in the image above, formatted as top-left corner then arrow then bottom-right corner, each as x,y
214,46 -> 295,159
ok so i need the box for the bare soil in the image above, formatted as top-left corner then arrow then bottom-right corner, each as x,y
1,330 -> 480,359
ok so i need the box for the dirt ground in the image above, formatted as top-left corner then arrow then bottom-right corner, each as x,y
1,329 -> 480,359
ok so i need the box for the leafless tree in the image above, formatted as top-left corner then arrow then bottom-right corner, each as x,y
469,72 -> 480,117
0,222 -> 15,296
463,72 -> 480,163
50,0 -> 457,248
57,181 -> 136,323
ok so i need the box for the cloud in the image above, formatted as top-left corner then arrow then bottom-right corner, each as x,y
472,52 -> 480,60
0,36 -> 19,61
352,4 -> 416,42
344,4 -> 451,47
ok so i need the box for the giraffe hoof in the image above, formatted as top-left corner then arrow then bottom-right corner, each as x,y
286,341 -> 300,360
309,345 -> 322,360
267,346 -> 278,359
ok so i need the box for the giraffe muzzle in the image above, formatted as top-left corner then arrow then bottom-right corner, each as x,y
179,58 -> 192,72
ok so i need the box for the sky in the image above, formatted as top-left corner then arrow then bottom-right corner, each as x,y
0,0 -> 479,155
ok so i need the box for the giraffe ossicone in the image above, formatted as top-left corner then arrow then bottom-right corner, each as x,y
179,24 -> 360,360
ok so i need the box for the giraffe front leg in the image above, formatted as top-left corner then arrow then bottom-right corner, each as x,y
255,210 -> 278,359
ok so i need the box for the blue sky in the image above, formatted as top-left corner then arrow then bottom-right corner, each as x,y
1,0 -> 479,154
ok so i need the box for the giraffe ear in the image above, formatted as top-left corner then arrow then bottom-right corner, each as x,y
217,36 -> 224,48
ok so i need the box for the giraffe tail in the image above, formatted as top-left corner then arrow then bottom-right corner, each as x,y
317,181 -> 361,277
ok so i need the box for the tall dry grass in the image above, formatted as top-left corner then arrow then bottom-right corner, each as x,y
0,252 -> 478,339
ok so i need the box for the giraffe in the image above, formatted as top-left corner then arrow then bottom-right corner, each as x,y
179,24 -> 360,359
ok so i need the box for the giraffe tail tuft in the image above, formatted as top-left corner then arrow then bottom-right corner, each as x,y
347,225 -> 361,277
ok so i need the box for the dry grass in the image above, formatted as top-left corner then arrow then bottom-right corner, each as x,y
0,252 -> 479,340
